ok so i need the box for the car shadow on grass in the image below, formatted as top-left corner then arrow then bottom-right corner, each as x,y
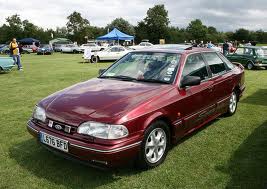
240,89 -> 267,106
216,121 -> 267,189
9,139 -> 141,189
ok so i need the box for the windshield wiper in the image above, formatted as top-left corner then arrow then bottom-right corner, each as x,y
137,78 -> 170,84
99,75 -> 137,81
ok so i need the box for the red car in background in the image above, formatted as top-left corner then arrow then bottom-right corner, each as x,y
27,45 -> 245,169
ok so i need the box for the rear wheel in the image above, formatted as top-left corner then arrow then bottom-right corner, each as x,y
136,120 -> 170,169
226,90 -> 238,116
91,56 -> 99,63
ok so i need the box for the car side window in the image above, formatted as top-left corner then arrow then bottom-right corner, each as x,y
182,53 -> 209,80
244,48 -> 253,55
118,47 -> 125,52
110,47 -> 119,52
203,52 -> 227,76
235,48 -> 244,55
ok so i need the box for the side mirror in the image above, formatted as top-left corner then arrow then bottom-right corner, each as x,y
98,69 -> 106,75
180,76 -> 201,88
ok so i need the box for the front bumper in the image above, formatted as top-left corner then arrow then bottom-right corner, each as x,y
2,65 -> 15,71
27,120 -> 142,167
254,63 -> 267,67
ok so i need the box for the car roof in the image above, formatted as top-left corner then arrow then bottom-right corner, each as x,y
134,44 -> 216,54
238,46 -> 262,49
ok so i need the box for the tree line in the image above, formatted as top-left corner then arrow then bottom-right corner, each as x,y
0,4 -> 266,45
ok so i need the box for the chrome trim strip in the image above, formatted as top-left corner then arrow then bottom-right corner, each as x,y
174,120 -> 182,126
217,95 -> 231,104
69,141 -> 142,153
27,123 -> 39,133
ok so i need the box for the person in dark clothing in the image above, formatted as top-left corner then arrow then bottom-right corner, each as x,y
223,41 -> 229,56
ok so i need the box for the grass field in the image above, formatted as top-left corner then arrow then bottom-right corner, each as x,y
0,53 -> 266,189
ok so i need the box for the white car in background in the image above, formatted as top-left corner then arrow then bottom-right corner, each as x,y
80,43 -> 106,52
129,42 -> 153,50
209,44 -> 222,53
61,44 -> 82,53
91,46 -> 131,63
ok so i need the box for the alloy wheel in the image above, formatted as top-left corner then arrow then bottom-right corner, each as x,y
145,128 -> 167,164
229,92 -> 237,113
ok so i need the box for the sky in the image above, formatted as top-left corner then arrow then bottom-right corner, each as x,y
0,0 -> 267,31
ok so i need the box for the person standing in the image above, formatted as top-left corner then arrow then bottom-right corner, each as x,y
9,38 -> 23,71
223,41 -> 229,56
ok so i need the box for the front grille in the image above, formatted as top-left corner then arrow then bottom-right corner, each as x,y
47,119 -> 76,134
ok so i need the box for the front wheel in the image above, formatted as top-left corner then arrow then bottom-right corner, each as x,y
247,62 -> 254,70
136,120 -> 170,169
226,91 -> 238,116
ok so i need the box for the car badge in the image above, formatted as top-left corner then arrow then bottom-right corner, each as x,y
54,124 -> 62,130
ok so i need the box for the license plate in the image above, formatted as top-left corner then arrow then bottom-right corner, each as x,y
40,132 -> 68,152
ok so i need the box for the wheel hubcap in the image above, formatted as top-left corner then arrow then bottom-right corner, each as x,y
229,92 -> 237,113
248,63 -> 253,70
145,128 -> 166,164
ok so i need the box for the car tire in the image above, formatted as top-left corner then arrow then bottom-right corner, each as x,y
246,61 -> 254,70
136,120 -> 170,169
226,90 -> 238,116
91,56 -> 99,63
73,50 -> 77,54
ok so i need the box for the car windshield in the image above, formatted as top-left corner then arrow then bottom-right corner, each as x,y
256,48 -> 267,57
40,45 -> 50,48
100,52 -> 181,84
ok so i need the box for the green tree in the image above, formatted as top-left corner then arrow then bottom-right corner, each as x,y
186,19 -> 207,42
5,14 -> 24,40
105,18 -> 135,35
134,21 -> 149,43
233,28 -> 250,42
142,4 -> 170,44
66,11 -> 90,43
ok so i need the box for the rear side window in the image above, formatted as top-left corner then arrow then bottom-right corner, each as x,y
182,53 -> 209,80
203,52 -> 226,76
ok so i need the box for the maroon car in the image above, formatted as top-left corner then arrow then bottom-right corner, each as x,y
27,46 -> 245,168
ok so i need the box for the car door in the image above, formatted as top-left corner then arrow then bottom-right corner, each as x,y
202,52 -> 234,114
177,53 -> 215,133
108,47 -> 120,60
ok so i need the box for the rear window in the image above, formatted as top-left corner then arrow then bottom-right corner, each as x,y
203,52 -> 226,76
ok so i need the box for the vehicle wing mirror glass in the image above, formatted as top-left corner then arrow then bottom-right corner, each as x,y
98,69 -> 106,75
180,76 -> 201,88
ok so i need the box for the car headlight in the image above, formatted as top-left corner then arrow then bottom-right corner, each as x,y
33,106 -> 46,122
77,121 -> 128,139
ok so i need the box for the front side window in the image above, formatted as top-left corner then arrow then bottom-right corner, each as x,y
256,48 -> 267,58
182,53 -> 209,80
203,52 -> 226,76
100,52 -> 181,84
244,48 -> 254,55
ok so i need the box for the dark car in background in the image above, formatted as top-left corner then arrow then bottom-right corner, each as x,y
37,44 -> 53,55
0,45 -> 10,54
27,47 -> 245,168
227,46 -> 267,70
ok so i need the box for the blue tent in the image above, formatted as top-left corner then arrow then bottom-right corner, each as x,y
97,28 -> 134,41
18,38 -> 40,44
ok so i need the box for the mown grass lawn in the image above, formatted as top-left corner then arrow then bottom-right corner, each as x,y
0,53 -> 266,189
